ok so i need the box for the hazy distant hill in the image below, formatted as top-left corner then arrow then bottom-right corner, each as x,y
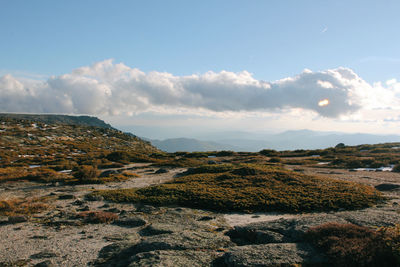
0,113 -> 114,129
148,138 -> 239,152
145,130 -> 400,152
217,130 -> 400,151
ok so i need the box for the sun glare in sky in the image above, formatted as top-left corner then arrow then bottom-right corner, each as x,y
318,99 -> 330,107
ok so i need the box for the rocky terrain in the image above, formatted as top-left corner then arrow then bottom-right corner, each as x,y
1,115 -> 400,266
1,162 -> 400,266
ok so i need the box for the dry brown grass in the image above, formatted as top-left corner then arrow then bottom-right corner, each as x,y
0,167 -> 67,183
76,211 -> 118,224
0,197 -> 49,216
121,171 -> 140,178
306,223 -> 400,267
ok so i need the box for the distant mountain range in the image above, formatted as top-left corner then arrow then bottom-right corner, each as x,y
4,113 -> 399,153
145,130 -> 400,152
145,138 -> 239,153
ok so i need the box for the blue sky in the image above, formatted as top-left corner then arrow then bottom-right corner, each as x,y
1,1 -> 400,137
2,0 -> 399,82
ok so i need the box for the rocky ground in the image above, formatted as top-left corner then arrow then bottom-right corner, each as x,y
1,164 -> 400,266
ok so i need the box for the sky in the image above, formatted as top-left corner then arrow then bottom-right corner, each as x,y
1,0 -> 400,138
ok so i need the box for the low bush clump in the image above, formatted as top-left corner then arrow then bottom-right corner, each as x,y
305,223 -> 400,267
72,165 -> 99,182
259,149 -> 279,156
268,157 -> 281,163
25,167 -> 66,183
91,164 -> 383,213
76,211 -> 118,224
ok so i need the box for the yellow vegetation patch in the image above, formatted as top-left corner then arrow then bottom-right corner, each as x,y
0,197 -> 49,216
91,164 -> 383,213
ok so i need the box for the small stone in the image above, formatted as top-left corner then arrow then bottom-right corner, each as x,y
375,183 -> 400,191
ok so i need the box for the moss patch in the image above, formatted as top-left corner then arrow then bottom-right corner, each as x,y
91,164 -> 383,213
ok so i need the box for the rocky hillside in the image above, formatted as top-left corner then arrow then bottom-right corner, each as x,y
0,116 -> 159,184
0,113 -> 114,130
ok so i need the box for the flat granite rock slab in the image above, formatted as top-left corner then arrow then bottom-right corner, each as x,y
223,243 -> 328,267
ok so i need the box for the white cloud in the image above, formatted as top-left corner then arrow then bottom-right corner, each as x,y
0,59 -> 399,119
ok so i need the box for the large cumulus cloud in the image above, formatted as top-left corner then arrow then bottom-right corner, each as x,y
0,59 -> 396,118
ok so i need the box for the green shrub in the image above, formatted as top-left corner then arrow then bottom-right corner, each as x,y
106,151 -> 131,163
335,143 -> 346,148
268,157 -> 281,163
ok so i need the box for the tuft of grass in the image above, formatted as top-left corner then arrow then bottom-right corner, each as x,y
305,223 -> 400,267
90,164 -> 383,213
